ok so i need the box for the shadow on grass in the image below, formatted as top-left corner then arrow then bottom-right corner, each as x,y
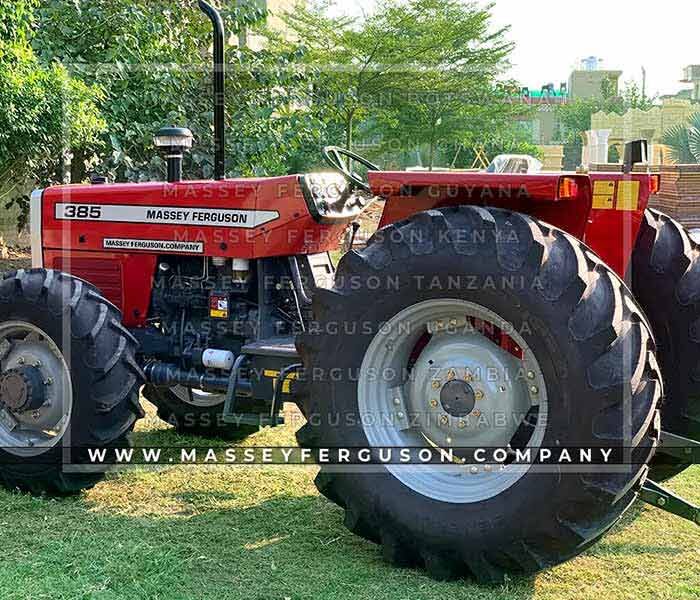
76,491 -> 537,599
0,423 -> 539,598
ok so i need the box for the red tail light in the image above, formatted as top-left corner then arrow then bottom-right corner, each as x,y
558,177 -> 578,200
649,174 -> 660,195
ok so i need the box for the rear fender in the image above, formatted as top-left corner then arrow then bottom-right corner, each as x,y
370,171 -> 656,279
371,171 -> 592,239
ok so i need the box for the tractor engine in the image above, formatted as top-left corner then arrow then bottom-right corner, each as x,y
140,254 -> 316,399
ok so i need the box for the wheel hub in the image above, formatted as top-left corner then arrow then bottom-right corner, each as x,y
0,366 -> 46,412
407,333 -> 532,449
0,322 -> 73,456
439,379 -> 475,418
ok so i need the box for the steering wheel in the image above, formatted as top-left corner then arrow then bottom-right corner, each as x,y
322,146 -> 380,193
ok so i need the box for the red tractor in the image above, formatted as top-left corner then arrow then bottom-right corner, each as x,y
0,0 -> 697,583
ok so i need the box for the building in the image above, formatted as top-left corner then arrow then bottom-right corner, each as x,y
518,59 -> 623,146
590,98 -> 697,164
568,62 -> 622,101
517,86 -> 568,145
237,0 -> 300,49
681,65 -> 700,102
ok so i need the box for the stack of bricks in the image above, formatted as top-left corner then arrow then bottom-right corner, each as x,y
589,164 -> 660,173
649,165 -> 700,228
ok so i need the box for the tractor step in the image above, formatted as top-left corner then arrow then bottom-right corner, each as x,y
640,479 -> 700,526
221,337 -> 300,426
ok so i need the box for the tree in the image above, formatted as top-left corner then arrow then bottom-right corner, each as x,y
370,0 -> 529,170
0,0 -> 104,228
662,113 -> 700,164
284,0 -> 523,169
33,0 -> 323,181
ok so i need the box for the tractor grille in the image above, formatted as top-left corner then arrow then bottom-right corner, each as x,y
53,257 -> 123,310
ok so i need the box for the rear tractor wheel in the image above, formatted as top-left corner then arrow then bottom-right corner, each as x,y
296,207 -> 660,582
0,270 -> 144,494
631,208 -> 700,481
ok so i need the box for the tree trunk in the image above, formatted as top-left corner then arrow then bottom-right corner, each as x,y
70,148 -> 87,184
344,110 -> 355,169
428,131 -> 436,172
345,115 -> 353,151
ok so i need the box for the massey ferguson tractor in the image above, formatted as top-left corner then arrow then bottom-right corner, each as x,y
0,0 -> 697,583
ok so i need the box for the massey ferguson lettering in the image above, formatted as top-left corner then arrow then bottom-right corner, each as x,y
55,203 -> 279,229
145,209 -> 252,224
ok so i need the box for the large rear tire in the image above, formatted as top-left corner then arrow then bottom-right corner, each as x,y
296,207 -> 660,582
0,269 -> 144,494
631,209 -> 700,481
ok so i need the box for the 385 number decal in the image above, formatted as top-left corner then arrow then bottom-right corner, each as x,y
57,204 -> 103,220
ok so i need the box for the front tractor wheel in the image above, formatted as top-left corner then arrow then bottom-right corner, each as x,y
0,270 -> 144,494
296,207 -> 660,582
142,385 -> 258,440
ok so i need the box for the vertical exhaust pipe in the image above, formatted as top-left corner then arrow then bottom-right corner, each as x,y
198,0 -> 226,180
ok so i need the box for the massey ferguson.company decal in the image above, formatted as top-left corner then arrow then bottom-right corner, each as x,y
103,238 -> 204,254
55,203 -> 280,228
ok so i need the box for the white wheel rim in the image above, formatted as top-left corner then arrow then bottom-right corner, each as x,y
170,385 -> 225,408
0,321 -> 73,457
358,299 -> 548,504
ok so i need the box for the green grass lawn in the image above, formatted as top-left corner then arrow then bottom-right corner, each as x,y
0,401 -> 698,600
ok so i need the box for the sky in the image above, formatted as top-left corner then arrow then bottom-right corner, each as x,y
327,0 -> 698,97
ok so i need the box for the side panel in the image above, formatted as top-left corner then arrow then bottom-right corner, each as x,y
37,177 -> 349,327
43,250 -> 157,327
41,177 -> 346,260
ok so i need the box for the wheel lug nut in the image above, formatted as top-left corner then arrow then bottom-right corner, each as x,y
475,390 -> 484,401
32,411 -> 40,420
45,378 -> 53,386
499,385 -> 506,393
440,416 -> 449,426
470,466 -> 478,474
446,437 -> 452,445
527,371 -> 535,380
530,385 -> 539,395
447,369 -> 456,380
429,399 -> 438,408
393,398 -> 401,406
472,410 -> 481,417
33,361 -> 42,368
397,412 -> 404,419
458,420 -> 466,429
431,381 -> 441,390
17,357 -> 25,365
